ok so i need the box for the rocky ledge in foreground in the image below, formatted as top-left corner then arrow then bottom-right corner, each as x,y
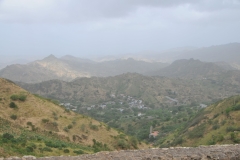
3,144 -> 240,160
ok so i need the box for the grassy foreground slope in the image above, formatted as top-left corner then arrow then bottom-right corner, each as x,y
160,95 -> 240,147
0,78 -> 143,157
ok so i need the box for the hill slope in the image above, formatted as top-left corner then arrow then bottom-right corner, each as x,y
0,78 -> 143,157
160,95 -> 240,147
18,71 -> 240,107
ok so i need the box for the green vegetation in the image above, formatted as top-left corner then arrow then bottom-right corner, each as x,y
10,94 -> 27,101
0,78 -> 143,158
158,95 -> 240,147
10,114 -> 17,120
9,102 -> 18,109
0,131 -> 93,157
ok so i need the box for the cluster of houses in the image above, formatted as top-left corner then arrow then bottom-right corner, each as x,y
59,102 -> 78,111
60,94 -> 151,113
123,95 -> 149,109
85,94 -> 151,112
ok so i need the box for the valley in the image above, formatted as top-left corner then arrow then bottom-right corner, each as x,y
1,44 -> 240,157
16,67 -> 240,148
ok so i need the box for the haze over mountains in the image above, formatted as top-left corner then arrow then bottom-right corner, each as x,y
1,42 -> 240,156
1,43 -> 240,83
0,55 -> 167,83
131,43 -> 240,64
148,59 -> 234,79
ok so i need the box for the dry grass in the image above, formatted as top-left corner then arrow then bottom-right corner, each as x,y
0,78 -> 148,150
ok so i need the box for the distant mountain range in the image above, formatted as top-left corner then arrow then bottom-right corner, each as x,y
147,59 -> 235,79
0,55 -> 167,83
131,43 -> 240,65
1,43 -> 240,83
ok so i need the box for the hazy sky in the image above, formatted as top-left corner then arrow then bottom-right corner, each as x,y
1,0 -> 240,61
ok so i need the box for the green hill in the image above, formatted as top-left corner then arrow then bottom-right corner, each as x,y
18,72 -> 240,107
0,78 -> 146,157
159,95 -> 240,147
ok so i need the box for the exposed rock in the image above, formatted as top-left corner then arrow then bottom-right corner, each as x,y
2,145 -> 240,160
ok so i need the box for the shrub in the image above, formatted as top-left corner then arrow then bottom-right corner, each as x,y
26,146 -> 34,152
27,121 -> 32,126
172,137 -> 184,145
54,116 -> 58,120
232,104 -> 240,111
18,95 -> 27,101
10,94 -> 27,101
44,141 -> 66,148
29,143 -> 37,149
53,122 -> 58,127
117,139 -> 129,149
42,119 -> 49,123
42,147 -> 53,152
67,124 -> 73,129
90,124 -> 99,131
212,124 -> 220,130
63,149 -> 70,153
9,102 -> 18,109
188,125 -> 206,139
226,126 -> 240,132
208,139 -> 216,145
2,133 -> 14,140
217,135 -> 224,142
221,120 -> 226,125
63,127 -> 69,132
10,95 -> 19,101
10,114 -> 17,120
226,107 -> 232,115
129,136 -> 138,149
73,150 -> 84,154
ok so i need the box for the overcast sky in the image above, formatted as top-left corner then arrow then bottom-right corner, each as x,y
1,0 -> 240,61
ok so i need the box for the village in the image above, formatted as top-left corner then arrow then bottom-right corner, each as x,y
60,94 -> 151,115
60,93 -> 207,116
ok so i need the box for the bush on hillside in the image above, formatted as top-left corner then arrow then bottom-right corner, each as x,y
42,147 -> 53,152
74,150 -> 84,154
9,102 -> 18,109
63,149 -> 70,153
26,146 -> 34,152
42,119 -> 49,123
2,133 -> 14,140
232,104 -> 240,111
10,114 -> 17,120
10,95 -> 19,101
10,94 -> 27,101
188,124 -> 206,139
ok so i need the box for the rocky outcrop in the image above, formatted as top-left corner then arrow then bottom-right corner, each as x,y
2,144 -> 240,160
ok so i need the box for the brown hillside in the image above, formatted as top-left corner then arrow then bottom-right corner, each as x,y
0,78 -> 145,150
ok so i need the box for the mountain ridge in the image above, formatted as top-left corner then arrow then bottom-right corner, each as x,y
0,55 -> 167,83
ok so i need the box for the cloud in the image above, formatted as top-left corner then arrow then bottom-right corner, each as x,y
0,0 -> 239,24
